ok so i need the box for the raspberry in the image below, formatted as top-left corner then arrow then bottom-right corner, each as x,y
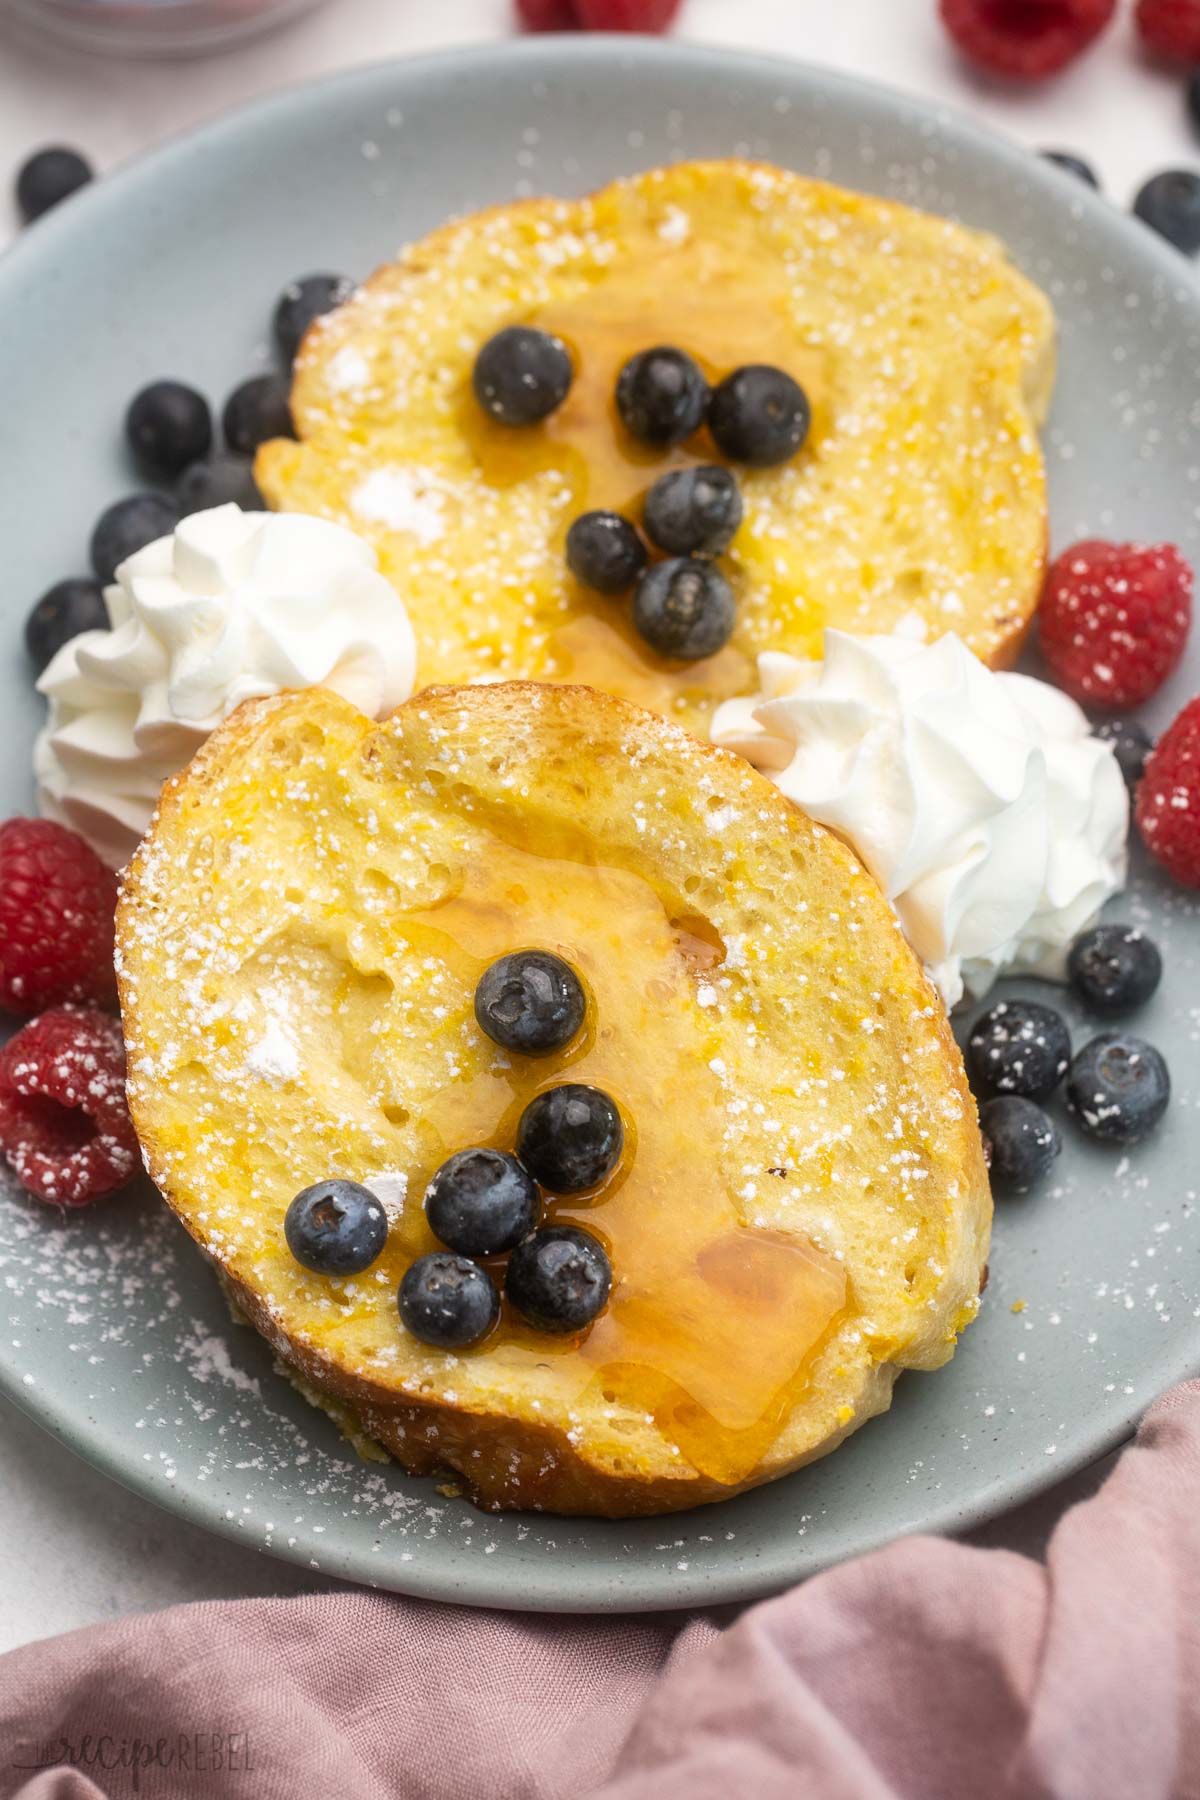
515,0 -> 579,25
575,0 -> 681,25
515,0 -> 680,34
940,0 -> 1116,79
1039,539 -> 1193,710
1136,697 -> 1200,888
0,1007 -> 139,1206
1136,0 -> 1200,59
0,818 -> 118,1016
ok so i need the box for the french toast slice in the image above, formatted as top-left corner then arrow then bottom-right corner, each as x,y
117,682 -> 991,1516
256,160 -> 1055,734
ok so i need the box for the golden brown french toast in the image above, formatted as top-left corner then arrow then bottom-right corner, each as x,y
256,160 -> 1055,733
117,682 -> 991,1515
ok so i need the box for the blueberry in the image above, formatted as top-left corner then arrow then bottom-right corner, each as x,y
966,1000 -> 1071,1101
424,1147 -> 541,1257
15,146 -> 92,223
505,1225 -> 612,1334
473,326 -> 573,426
1068,925 -> 1162,1017
223,373 -> 294,454
284,1178 -> 388,1275
643,465 -> 743,557
615,346 -> 708,447
1066,1032 -> 1170,1144
475,950 -> 586,1055
516,1084 -> 623,1193
633,557 -> 736,662
979,1096 -> 1061,1194
1040,150 -> 1100,189
398,1252 -> 499,1349
708,364 -> 810,467
89,493 -> 181,584
565,511 -> 647,594
273,272 -> 355,363
176,454 -> 262,515
1133,170 -> 1200,254
125,381 -> 213,479
1093,718 -> 1153,791
25,577 -> 107,674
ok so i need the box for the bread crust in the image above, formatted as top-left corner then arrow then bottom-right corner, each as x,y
118,682 -> 991,1516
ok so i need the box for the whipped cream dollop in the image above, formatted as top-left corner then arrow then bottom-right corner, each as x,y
36,504 -> 417,868
711,631 -> 1128,1009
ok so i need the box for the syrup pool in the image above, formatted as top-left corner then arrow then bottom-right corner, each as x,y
457,241 -> 826,723
392,831 -> 848,1486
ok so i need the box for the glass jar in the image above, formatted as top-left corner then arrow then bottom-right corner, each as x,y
3,0 -> 327,57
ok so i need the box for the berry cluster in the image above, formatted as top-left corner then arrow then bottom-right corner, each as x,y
971,510 -> 1192,1198
966,923 -> 1168,1193
472,325 -> 811,664
940,1 -> 1200,257
1036,535 -> 1200,894
23,269 -> 355,675
940,0 -> 1200,76
284,949 -> 624,1351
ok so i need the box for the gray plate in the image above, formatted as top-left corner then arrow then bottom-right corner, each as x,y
1,38 -> 1198,1614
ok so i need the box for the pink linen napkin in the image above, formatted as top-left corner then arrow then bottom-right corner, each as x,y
3,1380 -> 1200,1800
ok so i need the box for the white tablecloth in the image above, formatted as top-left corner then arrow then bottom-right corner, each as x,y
0,0 -> 1190,1651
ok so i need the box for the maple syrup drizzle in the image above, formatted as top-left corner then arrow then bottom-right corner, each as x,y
460,248 -> 825,516
456,244 -> 827,722
390,830 -> 849,1486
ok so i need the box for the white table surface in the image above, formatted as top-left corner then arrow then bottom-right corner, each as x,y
0,0 -> 1191,1655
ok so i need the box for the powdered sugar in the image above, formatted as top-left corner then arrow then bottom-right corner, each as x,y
179,1323 -> 263,1397
243,1013 -> 300,1086
657,203 -> 691,244
365,1171 -> 409,1220
351,467 -> 447,545
326,344 -> 371,394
